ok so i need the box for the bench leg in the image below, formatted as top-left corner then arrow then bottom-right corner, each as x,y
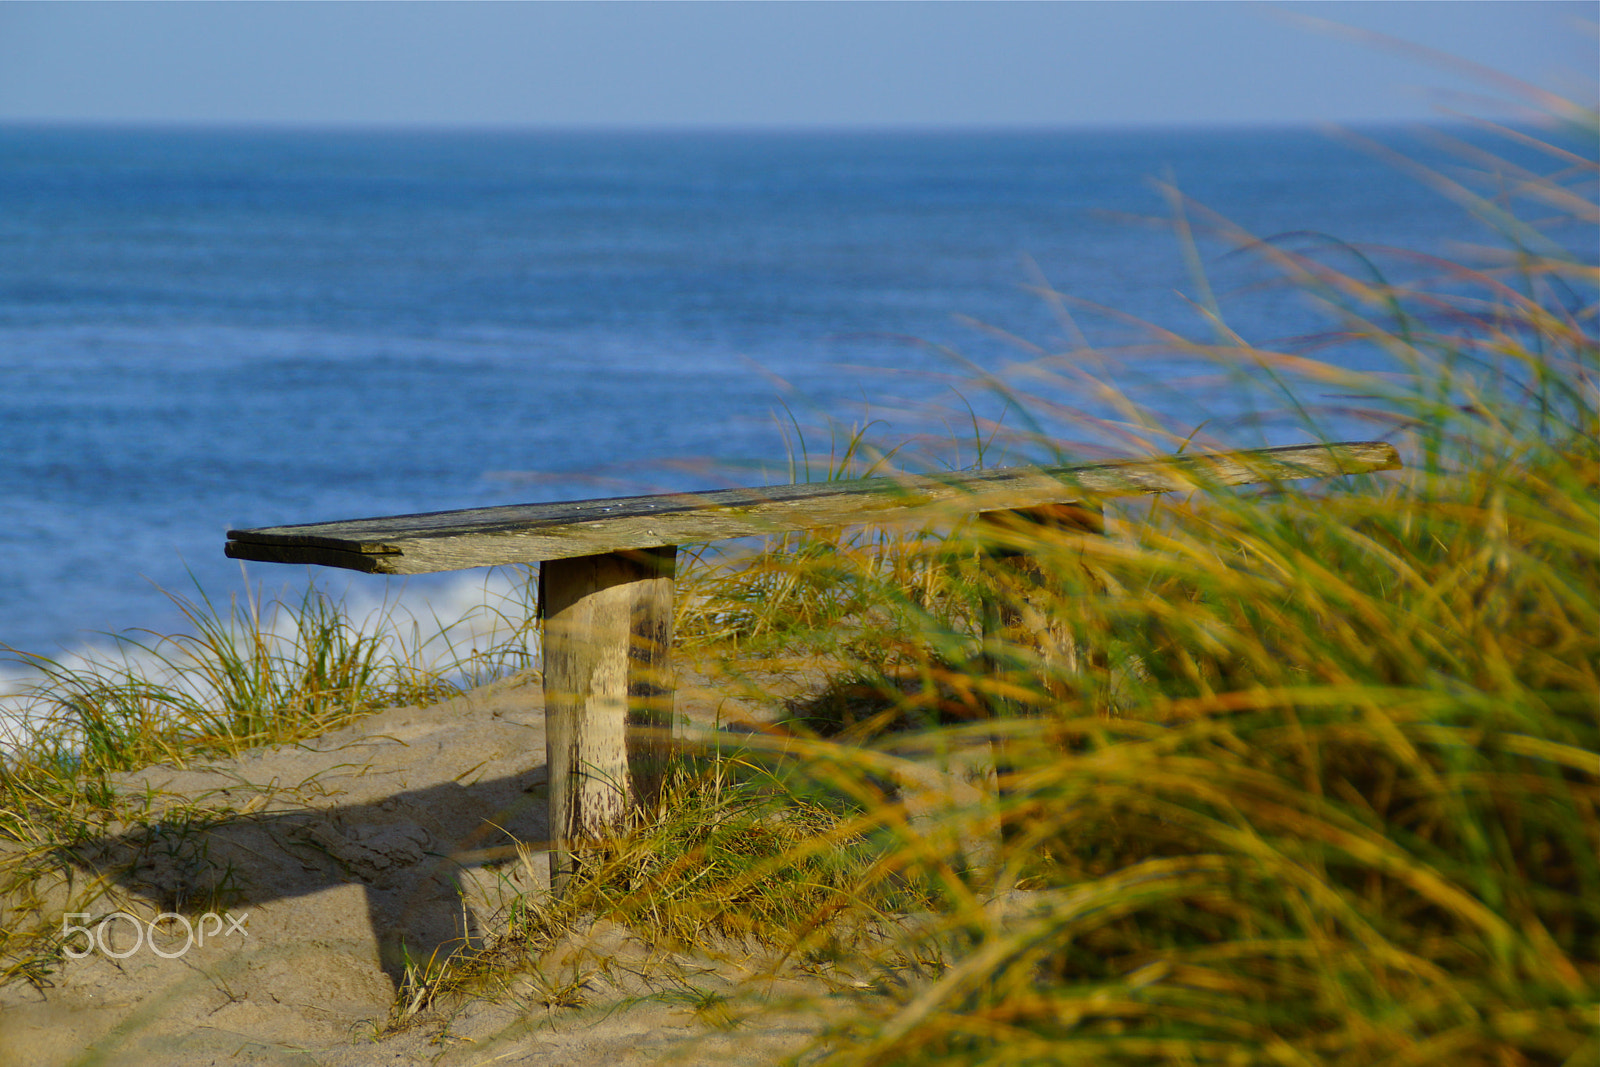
539,546 -> 677,896
979,502 -> 1104,690
978,503 -> 1104,866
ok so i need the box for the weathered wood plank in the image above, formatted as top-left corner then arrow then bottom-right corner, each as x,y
225,441 -> 1401,574
219,540 -> 397,573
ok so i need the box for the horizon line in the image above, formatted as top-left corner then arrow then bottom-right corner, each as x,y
0,115 -> 1507,137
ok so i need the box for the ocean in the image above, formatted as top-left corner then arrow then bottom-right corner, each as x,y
0,123 -> 1567,666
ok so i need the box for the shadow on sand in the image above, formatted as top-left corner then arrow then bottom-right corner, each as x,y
72,767 -> 550,988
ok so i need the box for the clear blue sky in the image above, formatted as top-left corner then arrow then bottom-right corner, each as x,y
0,1 -> 1592,128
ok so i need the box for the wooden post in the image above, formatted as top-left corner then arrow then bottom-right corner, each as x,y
539,546 -> 676,895
978,502 -> 1105,859
979,502 -> 1105,694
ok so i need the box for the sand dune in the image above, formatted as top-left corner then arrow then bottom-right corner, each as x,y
0,668 -> 839,1066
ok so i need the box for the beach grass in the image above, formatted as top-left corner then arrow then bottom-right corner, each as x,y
568,100 -> 1596,1064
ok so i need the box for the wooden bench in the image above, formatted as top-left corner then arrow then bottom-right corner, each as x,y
225,441 -> 1401,891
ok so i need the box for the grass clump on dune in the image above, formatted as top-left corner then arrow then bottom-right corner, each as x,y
634,108 -> 1598,1065
0,582 -> 510,986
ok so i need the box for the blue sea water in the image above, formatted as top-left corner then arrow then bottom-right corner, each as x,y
0,123 -> 1566,659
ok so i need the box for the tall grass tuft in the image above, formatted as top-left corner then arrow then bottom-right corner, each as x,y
648,108 -> 1598,1064
4,582 -> 461,774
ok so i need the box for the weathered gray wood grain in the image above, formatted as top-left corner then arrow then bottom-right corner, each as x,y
225,441 -> 1401,575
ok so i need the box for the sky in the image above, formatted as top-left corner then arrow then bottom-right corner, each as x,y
0,1 -> 1593,129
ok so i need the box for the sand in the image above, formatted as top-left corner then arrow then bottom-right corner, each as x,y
0,665 -> 852,1066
